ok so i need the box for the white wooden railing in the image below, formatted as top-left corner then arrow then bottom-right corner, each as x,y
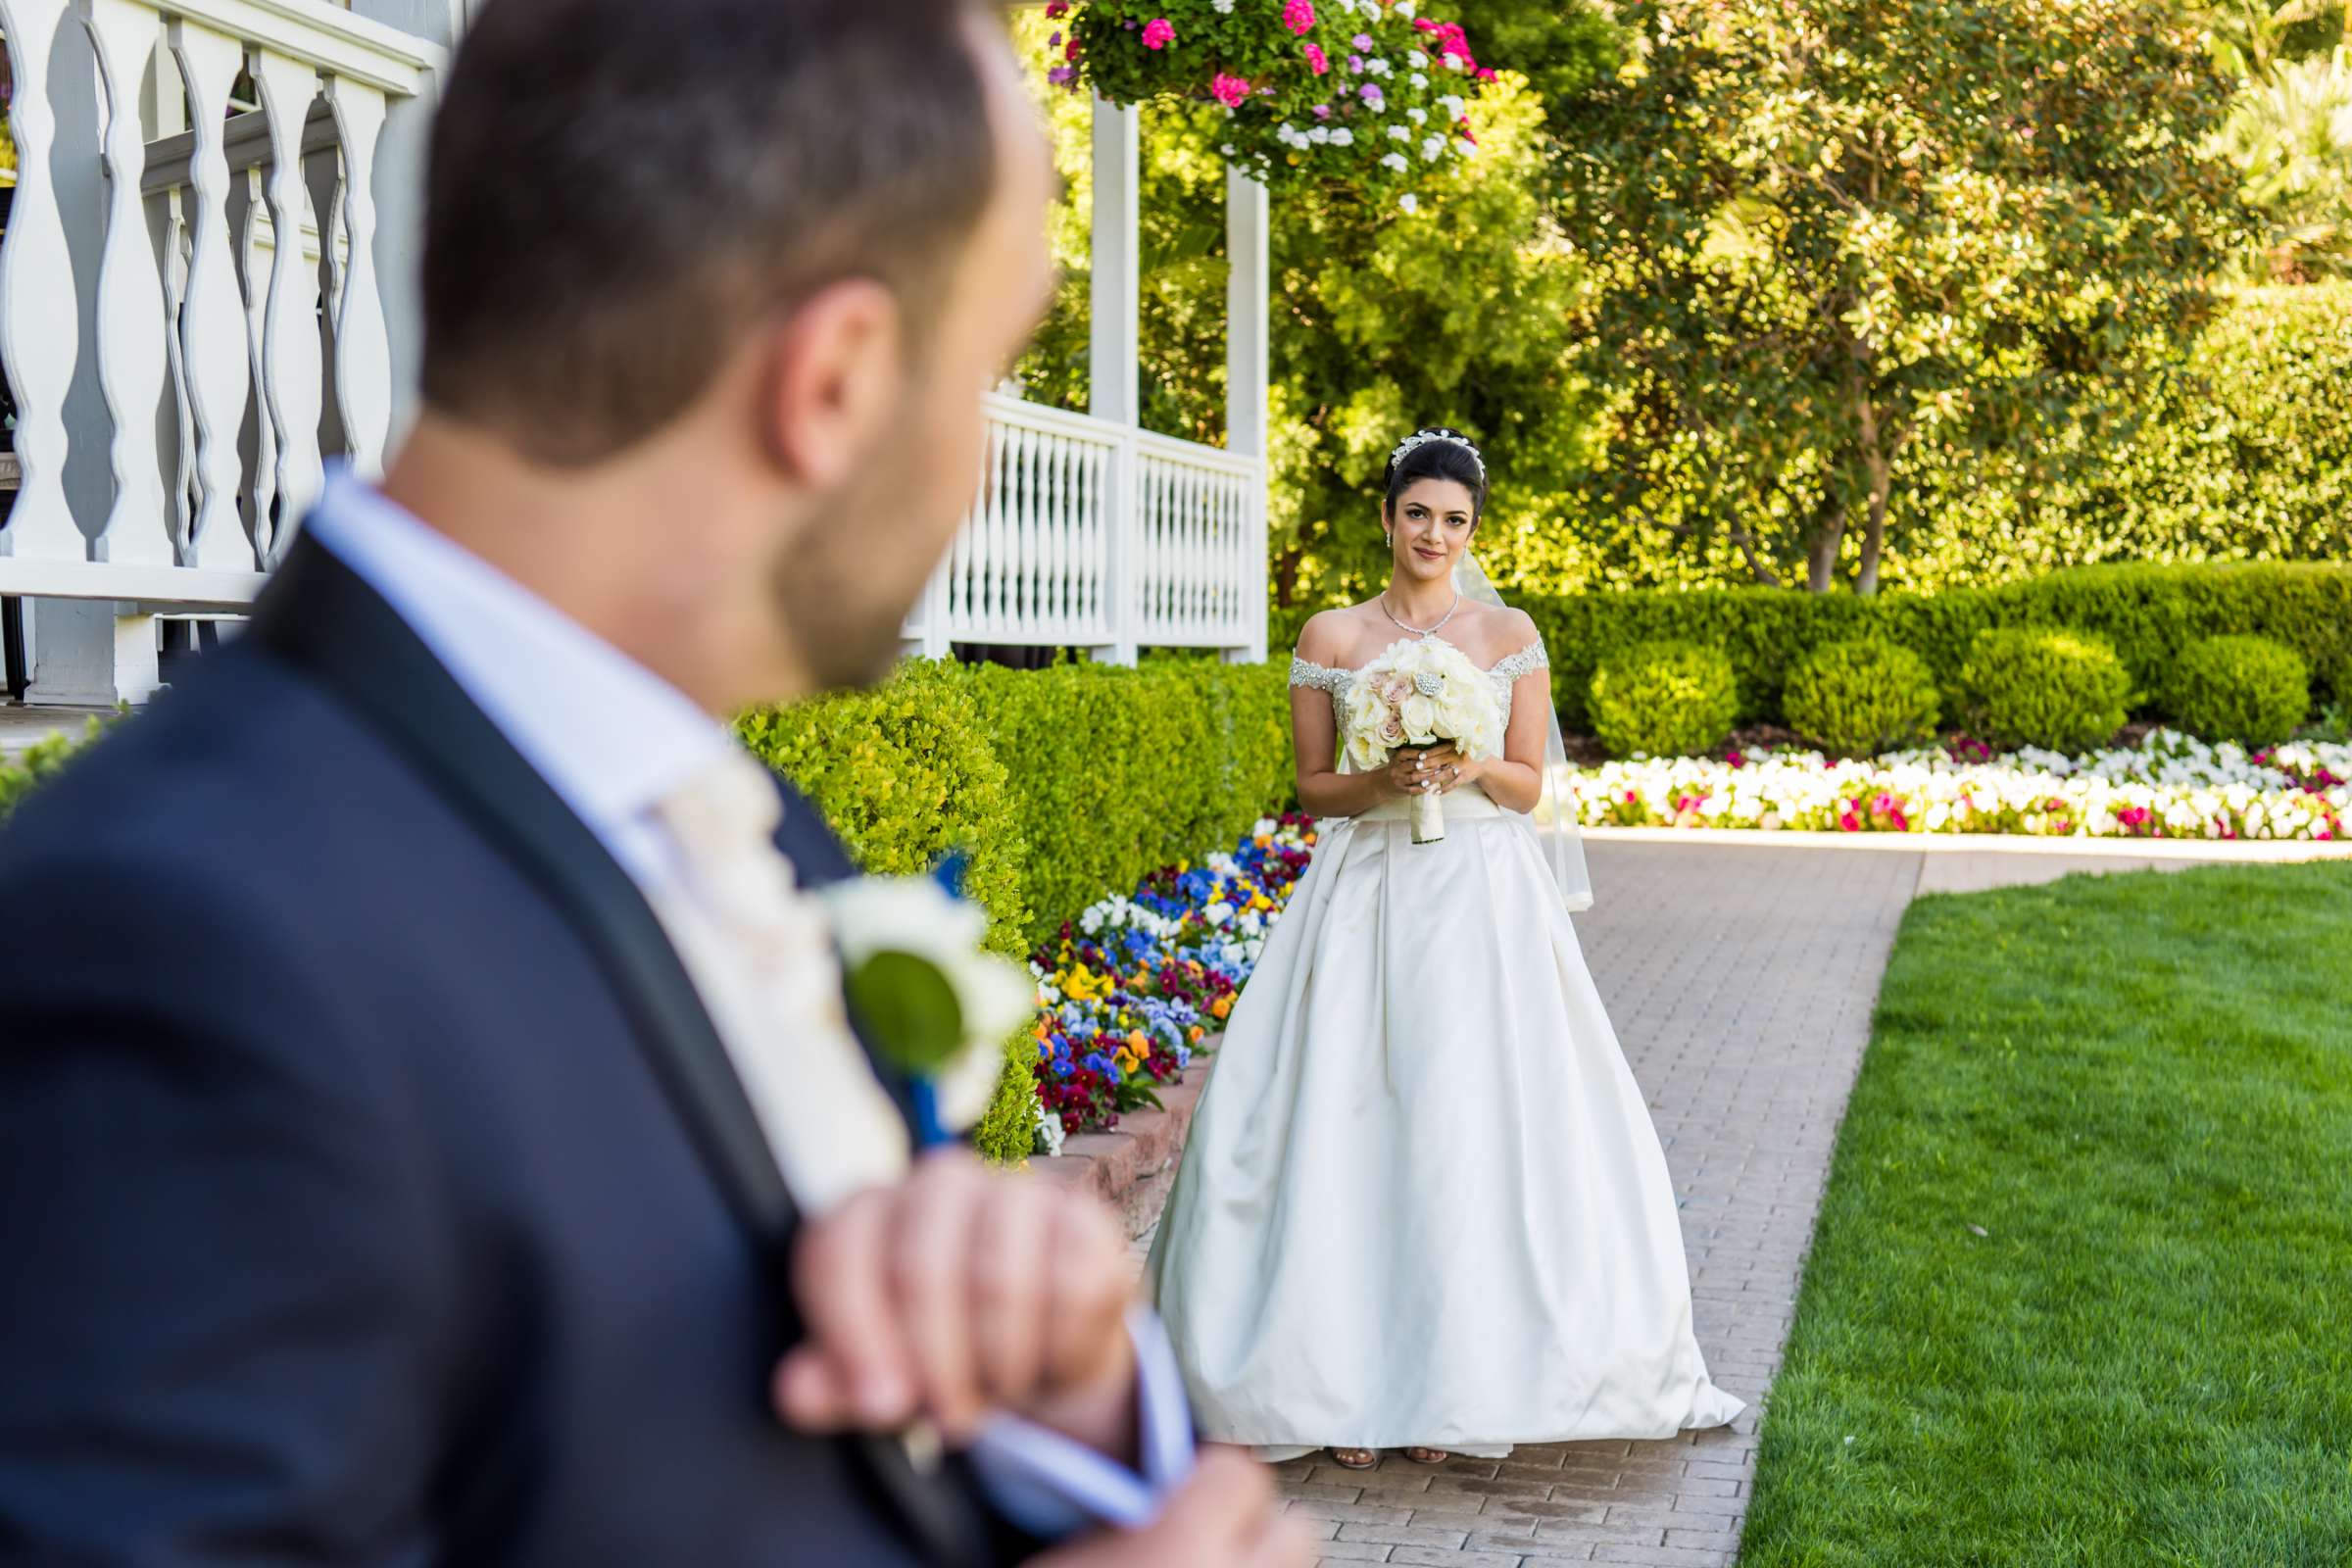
1,32 -> 1271,697
0,0 -> 441,644
903,393 -> 1267,663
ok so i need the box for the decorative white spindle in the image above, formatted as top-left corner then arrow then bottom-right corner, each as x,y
0,0 -> 85,564
84,0 -> 174,564
169,19 -> 254,570
254,49 -> 323,557
323,75 -> 391,474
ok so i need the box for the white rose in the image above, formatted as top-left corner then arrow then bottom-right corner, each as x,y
823,875 -> 1033,1130
1399,694 -> 1438,740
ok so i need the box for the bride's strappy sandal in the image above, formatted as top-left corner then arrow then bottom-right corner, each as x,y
1329,1447 -> 1379,1471
1402,1446 -> 1449,1466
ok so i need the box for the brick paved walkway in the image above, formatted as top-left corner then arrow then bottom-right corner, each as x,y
1130,837 -> 2302,1567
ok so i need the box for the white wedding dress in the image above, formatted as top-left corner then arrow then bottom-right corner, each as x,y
1143,637 -> 1744,1459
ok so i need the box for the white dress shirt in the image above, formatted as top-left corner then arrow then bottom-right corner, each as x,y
301,468 -> 1191,1535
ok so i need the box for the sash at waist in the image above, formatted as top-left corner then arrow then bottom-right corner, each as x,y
1351,788 -> 1506,825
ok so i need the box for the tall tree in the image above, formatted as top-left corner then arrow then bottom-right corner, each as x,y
1005,6 -> 1622,612
1550,0 -> 2245,593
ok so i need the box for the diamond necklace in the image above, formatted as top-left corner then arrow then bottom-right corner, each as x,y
1380,590 -> 1460,637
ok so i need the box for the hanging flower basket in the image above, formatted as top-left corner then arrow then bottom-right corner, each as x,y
1042,0 -> 1494,211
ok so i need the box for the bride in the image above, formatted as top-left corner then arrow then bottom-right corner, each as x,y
1144,426 -> 1743,1469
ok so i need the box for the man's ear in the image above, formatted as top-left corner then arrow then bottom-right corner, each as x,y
757,278 -> 905,490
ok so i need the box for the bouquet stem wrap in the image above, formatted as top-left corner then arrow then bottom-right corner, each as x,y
1411,786 -> 1446,844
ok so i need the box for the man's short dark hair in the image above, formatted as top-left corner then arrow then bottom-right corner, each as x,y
419,0 -> 998,465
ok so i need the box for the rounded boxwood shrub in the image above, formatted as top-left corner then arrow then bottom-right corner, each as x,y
1590,640 -> 1740,758
1783,638 -> 1942,758
1958,628 -> 2132,753
2167,635 -> 2310,748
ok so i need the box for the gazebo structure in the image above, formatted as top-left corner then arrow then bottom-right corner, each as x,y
0,0 -> 1269,706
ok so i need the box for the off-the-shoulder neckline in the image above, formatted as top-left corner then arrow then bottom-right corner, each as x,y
1292,636 -> 1545,679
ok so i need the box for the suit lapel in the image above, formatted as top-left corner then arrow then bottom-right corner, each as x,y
251,534 -> 800,1250
251,534 -> 996,1568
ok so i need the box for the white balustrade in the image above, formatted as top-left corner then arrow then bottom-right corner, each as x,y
0,0 -> 439,634
2,19 -> 1269,699
904,392 -> 1269,664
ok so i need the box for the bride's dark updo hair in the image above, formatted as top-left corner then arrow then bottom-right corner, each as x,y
1383,425 -> 1489,523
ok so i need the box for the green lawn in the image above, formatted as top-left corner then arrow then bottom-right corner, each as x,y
1740,861 -> 2352,1568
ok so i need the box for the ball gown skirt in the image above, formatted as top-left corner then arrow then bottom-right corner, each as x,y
1143,787 -> 1745,1459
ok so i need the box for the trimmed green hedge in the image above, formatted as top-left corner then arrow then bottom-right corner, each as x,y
1284,563 -> 2352,736
2,667 -> 1295,1166
739,656 -> 1296,1161
0,724 -> 106,821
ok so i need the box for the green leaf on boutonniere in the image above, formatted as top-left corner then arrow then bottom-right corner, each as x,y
845,951 -> 966,1074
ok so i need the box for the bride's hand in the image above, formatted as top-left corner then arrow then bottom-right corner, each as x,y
1383,747 -> 1433,799
1420,744 -> 1479,794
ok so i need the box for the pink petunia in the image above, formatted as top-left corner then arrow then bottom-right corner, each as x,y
1048,64 -> 1078,86
1304,41 -> 1328,74
1312,101 -> 1333,119
1209,73 -> 1251,108
1283,0 -> 1315,33
1046,0 -> 1068,14
1352,31 -> 1372,48
1142,17 -> 1174,49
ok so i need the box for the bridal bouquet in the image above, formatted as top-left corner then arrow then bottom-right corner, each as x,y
1340,636 -> 1506,844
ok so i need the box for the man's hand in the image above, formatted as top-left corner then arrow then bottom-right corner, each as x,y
1020,1448 -> 1315,1568
773,1150 -> 1138,1454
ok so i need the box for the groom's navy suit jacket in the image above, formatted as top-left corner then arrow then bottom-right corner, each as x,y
0,538 -> 1029,1566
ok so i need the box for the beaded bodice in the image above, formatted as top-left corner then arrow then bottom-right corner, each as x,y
1288,637 -> 1549,726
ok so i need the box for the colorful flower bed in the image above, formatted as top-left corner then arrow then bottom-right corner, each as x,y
1571,730 -> 2351,843
1026,813 -> 1317,1152
1047,0 -> 1492,212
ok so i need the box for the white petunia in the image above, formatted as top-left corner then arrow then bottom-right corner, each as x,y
1330,126 -> 1354,145
1407,106 -> 1427,123
1381,150 -> 1411,172
1389,123 -> 1411,141
1399,191 -> 1420,213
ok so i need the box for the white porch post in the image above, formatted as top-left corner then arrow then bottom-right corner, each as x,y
1224,167 -> 1270,664
347,0 -> 466,455
1087,94 -> 1140,666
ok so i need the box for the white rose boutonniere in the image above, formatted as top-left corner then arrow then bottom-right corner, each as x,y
822,862 -> 1035,1142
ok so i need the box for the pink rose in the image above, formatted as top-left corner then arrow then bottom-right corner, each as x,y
1209,73 -> 1250,108
1303,41 -> 1329,74
1142,17 -> 1174,50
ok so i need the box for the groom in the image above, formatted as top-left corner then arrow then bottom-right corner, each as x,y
0,0 -> 1308,1564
